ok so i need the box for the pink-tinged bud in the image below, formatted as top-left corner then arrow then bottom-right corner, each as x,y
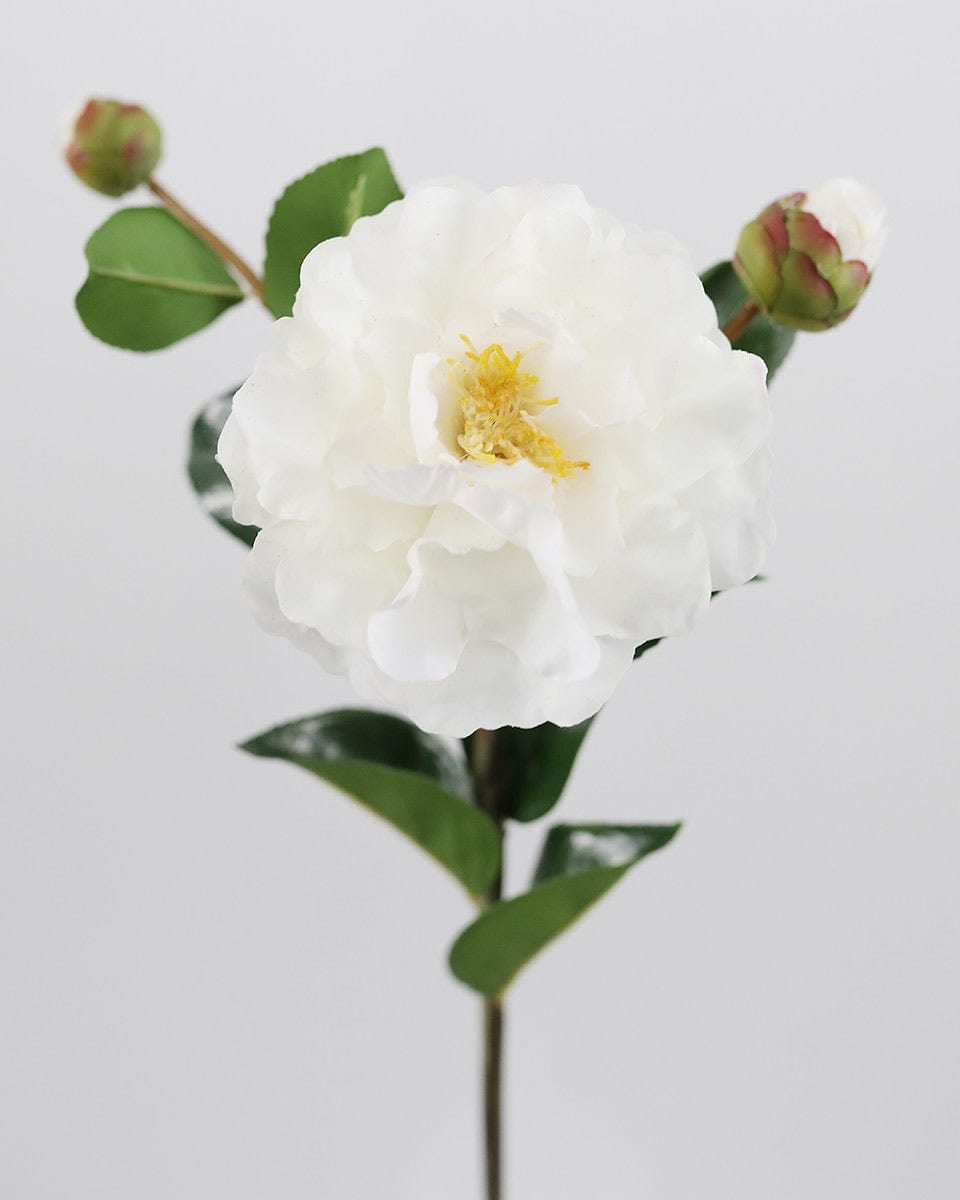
734,179 -> 887,331
64,99 -> 162,197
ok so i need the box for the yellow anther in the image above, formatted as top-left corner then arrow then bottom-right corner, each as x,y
447,336 -> 589,481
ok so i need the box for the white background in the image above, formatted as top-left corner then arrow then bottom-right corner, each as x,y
3,1 -> 958,1196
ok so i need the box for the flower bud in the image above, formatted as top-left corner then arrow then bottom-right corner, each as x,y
734,178 -> 887,331
64,99 -> 162,197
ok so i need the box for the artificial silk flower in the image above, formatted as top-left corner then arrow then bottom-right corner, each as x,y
734,177 -> 888,331
219,181 -> 773,736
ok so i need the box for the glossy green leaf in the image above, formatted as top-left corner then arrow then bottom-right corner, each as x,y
186,390 -> 258,547
76,207 -> 244,350
241,709 -> 500,899
263,149 -> 403,318
449,822 -> 681,995
701,260 -> 795,381
463,722 -> 594,824
532,823 -> 680,882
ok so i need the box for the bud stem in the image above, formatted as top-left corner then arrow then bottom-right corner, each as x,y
722,299 -> 760,345
147,178 -> 267,307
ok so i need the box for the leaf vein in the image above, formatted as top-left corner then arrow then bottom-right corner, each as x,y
90,266 -> 244,299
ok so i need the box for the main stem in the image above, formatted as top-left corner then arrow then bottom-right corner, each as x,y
470,729 -> 506,1200
483,994 -> 504,1200
147,178 -> 267,306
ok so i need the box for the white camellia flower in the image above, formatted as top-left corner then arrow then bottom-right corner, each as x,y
802,177 -> 888,271
219,181 -> 773,736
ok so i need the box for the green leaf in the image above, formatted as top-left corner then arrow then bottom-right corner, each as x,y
701,259 -> 795,381
532,823 -> 680,882
263,148 -> 403,318
449,823 -> 681,995
464,721 -> 594,824
76,207 -> 244,351
186,390 -> 258,547
241,709 -> 500,899
633,637 -> 662,661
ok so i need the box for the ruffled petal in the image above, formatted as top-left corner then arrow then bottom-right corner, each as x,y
571,502 -> 710,641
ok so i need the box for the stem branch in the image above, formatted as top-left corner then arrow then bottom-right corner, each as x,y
147,178 -> 267,306
722,298 -> 760,345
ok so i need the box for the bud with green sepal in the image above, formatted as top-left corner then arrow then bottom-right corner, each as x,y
733,178 -> 887,332
64,99 -> 162,198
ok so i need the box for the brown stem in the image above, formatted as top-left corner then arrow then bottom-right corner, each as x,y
147,178 -> 267,305
483,995 -> 504,1200
722,298 -> 760,345
469,730 -> 507,1200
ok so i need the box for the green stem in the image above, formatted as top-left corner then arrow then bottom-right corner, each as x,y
470,730 -> 507,1200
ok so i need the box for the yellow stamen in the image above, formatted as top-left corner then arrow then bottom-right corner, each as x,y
447,336 -> 589,481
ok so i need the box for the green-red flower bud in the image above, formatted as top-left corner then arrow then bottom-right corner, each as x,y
64,99 -> 162,198
733,179 -> 887,331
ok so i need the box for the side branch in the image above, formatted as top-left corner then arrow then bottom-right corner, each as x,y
722,298 -> 760,345
147,178 -> 267,306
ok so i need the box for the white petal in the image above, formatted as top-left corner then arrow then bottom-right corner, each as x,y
367,581 -> 466,683
571,502 -> 710,641
276,543 -> 407,648
681,446 -> 774,590
802,177 -> 889,271
217,403 -> 267,528
242,525 -> 347,673
655,340 -> 771,490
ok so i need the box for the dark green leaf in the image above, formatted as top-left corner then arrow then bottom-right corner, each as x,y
464,722 -> 594,824
533,823 -> 680,883
263,149 -> 403,318
449,822 -> 681,995
701,260 -> 795,381
76,207 -> 244,351
187,390 -> 258,547
241,709 -> 499,899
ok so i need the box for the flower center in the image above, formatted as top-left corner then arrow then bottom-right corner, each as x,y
447,336 -> 589,481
